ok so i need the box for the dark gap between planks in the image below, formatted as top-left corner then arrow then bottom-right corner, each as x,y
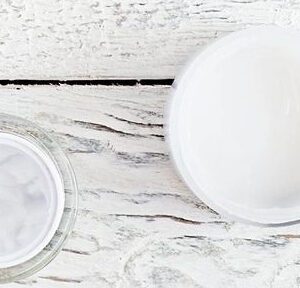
0,79 -> 174,86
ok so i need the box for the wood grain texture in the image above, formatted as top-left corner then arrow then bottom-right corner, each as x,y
2,0 -> 300,79
0,85 -> 300,288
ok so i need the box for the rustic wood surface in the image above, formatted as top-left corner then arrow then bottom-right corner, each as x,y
2,0 -> 300,287
1,0 -> 300,79
0,85 -> 299,288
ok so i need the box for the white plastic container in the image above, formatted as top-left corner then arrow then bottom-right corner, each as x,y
167,26 -> 300,225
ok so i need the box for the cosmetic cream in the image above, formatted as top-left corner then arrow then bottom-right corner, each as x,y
0,133 -> 64,268
168,26 -> 300,225
0,114 -> 77,283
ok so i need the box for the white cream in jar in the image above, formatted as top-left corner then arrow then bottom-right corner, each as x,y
168,26 -> 300,225
0,133 -> 64,268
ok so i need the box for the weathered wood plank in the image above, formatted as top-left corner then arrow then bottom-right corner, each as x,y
1,0 -> 300,79
0,85 -> 300,288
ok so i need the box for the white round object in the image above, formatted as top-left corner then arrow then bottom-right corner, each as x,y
168,26 -> 300,225
0,133 -> 64,268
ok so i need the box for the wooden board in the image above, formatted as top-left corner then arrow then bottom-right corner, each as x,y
1,85 -> 300,288
1,0 -> 300,79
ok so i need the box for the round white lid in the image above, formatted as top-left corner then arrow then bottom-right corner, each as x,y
168,26 -> 300,225
0,133 -> 64,267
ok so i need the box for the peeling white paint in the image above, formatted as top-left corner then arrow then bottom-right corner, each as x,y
0,85 -> 299,288
1,0 -> 300,79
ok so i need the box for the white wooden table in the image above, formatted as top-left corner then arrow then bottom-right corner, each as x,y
4,1 -> 300,287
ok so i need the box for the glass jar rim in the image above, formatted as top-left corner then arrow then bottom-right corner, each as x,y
0,113 -> 78,283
